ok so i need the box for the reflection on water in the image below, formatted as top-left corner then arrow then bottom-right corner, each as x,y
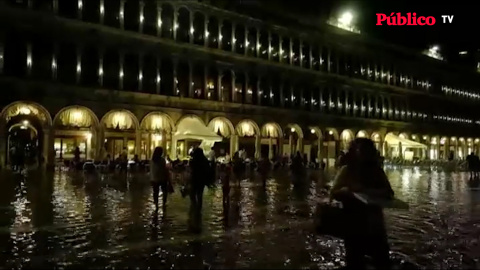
0,168 -> 480,269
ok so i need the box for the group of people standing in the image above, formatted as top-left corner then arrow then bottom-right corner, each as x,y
150,146 -> 214,231
466,152 -> 480,178
150,138 -> 394,269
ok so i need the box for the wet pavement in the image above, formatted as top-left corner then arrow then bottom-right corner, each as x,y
1,166 -> 480,269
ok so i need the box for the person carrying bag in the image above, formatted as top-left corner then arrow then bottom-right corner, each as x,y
315,138 -> 395,270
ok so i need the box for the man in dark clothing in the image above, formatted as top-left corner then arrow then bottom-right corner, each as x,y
466,152 -> 475,178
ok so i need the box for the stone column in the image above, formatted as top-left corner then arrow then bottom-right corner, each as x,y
436,142 -> 441,160
268,137 -> 273,160
288,134 -> 293,156
444,140 -> 450,160
146,133 -> 152,159
296,137 -> 303,155
256,77 -> 261,106
254,135 -> 261,160
188,61 -> 193,97
0,123 -> 6,168
230,70 -> 236,103
173,58 -> 178,95
230,135 -> 238,156
279,83 -> 284,108
170,131 -> 176,159
96,127 -> 105,159
217,71 -> 223,101
43,127 -> 54,168
203,67 -> 209,99
398,141 -> 402,159
382,140 -> 388,158
135,130 -> 141,155
317,137 -> 322,164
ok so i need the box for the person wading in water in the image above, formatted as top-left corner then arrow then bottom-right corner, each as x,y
330,138 -> 394,270
150,147 -> 170,212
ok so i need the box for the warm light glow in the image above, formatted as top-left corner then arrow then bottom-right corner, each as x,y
338,11 -> 353,26
22,120 -> 29,126
157,19 -> 162,28
329,130 -> 333,135
72,111 -> 82,121
174,23 -> 179,29
357,131 -> 366,138
19,107 -> 31,115
154,134 -> 162,141
311,129 -> 315,134
190,27 -> 194,34
86,132 -> 92,140
290,127 -> 295,133
412,135 -> 416,139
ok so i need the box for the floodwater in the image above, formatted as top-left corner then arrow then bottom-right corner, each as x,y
0,166 -> 479,269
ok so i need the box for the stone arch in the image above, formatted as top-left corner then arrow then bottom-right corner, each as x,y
285,123 -> 304,138
262,122 -> 283,138
340,129 -> 355,150
235,119 -> 260,137
371,132 -> 383,142
208,116 -> 235,138
53,105 -> 100,129
307,126 -> 322,139
356,130 -> 369,138
100,109 -> 139,130
140,111 -> 174,132
1,101 -> 52,127
176,114 -> 205,127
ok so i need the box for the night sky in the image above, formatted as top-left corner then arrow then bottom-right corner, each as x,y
270,0 -> 477,56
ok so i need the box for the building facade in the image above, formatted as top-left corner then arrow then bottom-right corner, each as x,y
0,0 -> 479,168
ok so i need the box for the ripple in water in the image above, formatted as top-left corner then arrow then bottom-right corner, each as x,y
0,168 -> 479,268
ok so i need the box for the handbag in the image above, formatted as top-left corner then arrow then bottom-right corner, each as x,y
313,200 -> 348,239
